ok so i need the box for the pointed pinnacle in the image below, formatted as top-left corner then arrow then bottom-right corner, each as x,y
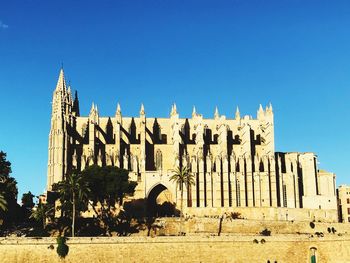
235,106 -> 240,119
90,102 -> 95,114
116,103 -> 121,114
140,103 -> 145,115
269,102 -> 273,111
259,104 -> 263,112
214,106 -> 219,119
192,105 -> 197,117
173,103 -> 177,114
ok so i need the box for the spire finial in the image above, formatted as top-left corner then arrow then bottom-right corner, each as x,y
173,103 -> 177,114
192,105 -> 197,117
214,106 -> 219,119
90,102 -> 95,115
116,103 -> 121,114
140,103 -> 145,115
259,104 -> 263,112
235,106 -> 240,120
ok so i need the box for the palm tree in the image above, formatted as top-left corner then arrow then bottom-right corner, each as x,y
0,193 -> 7,212
170,166 -> 195,217
55,172 -> 90,237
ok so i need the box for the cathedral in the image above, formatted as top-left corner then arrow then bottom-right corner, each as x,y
47,69 -> 337,221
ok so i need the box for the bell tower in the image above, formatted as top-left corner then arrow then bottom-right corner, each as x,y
47,68 -> 72,190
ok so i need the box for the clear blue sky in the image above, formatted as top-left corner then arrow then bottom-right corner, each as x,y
0,0 -> 349,199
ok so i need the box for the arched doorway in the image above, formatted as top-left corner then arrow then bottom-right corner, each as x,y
147,184 -> 177,217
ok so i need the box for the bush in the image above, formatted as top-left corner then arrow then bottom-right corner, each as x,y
260,238 -> 266,244
315,232 -> 324,237
331,227 -> 336,234
253,239 -> 259,244
260,228 -> 271,236
230,212 -> 242,219
56,237 -> 69,258
310,222 -> 315,229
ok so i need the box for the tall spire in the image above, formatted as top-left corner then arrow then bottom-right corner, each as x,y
55,68 -> 66,91
235,106 -> 240,120
214,106 -> 219,119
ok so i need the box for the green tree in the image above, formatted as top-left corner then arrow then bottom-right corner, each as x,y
21,191 -> 35,209
170,166 -> 195,217
0,193 -> 7,212
0,151 -> 11,179
0,151 -> 19,223
82,165 -> 137,234
52,171 -> 90,237
30,203 -> 54,229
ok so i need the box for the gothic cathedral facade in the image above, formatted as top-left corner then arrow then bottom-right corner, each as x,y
47,69 -> 337,221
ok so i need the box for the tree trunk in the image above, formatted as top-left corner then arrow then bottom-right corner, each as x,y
180,184 -> 184,218
72,192 -> 75,237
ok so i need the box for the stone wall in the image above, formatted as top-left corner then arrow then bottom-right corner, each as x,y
156,217 -> 350,236
184,206 -> 338,222
1,235 -> 350,263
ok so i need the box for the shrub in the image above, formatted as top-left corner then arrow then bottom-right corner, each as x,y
260,228 -> 271,236
310,222 -> 315,229
327,227 -> 331,233
231,212 -> 242,219
253,239 -> 259,244
56,237 -> 69,258
331,227 -> 336,234
260,238 -> 266,244
315,232 -> 324,237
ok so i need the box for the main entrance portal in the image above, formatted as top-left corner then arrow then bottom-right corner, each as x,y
147,184 -> 178,217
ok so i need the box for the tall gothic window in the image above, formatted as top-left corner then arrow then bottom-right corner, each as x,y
283,184 -> 287,207
236,180 -> 241,207
155,150 -> 162,171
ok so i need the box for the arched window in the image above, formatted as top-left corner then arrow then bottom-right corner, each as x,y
310,247 -> 317,263
155,150 -> 162,171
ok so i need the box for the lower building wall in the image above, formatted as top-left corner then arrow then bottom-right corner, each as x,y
183,207 -> 338,222
1,236 -> 349,263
